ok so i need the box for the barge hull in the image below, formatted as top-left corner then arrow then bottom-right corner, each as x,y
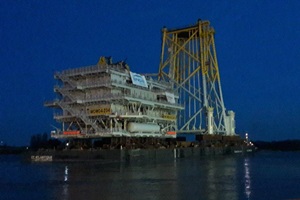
29,146 -> 254,162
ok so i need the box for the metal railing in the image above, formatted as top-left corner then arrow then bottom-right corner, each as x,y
56,63 -> 127,77
54,87 -> 82,103
57,101 -> 102,133
78,78 -> 111,89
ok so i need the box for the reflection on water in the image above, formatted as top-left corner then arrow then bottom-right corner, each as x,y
62,165 -> 69,200
64,165 -> 69,182
2,152 -> 300,200
244,158 -> 251,199
52,156 -> 249,200
205,157 -> 238,200
58,160 -> 180,200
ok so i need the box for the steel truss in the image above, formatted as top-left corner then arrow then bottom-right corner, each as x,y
158,20 -> 235,135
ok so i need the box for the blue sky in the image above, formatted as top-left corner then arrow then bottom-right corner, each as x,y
0,0 -> 299,146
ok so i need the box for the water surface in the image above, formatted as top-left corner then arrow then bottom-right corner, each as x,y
1,151 -> 300,200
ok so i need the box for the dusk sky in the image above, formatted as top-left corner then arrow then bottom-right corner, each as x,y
1,0 -> 299,146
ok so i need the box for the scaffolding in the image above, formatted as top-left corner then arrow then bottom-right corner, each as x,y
158,20 -> 235,135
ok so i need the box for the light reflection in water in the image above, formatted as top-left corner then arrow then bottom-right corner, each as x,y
62,165 -> 69,200
64,165 -> 68,182
57,161 -> 180,200
54,157 -> 250,200
244,158 -> 251,199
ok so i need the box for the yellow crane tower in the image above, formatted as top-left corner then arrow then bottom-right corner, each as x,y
158,20 -> 236,136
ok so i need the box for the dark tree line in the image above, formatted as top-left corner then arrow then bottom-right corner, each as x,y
254,140 -> 300,151
30,133 -> 62,150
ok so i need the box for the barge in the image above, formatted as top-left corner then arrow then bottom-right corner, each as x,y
30,145 -> 255,163
40,20 -> 254,162
29,135 -> 255,162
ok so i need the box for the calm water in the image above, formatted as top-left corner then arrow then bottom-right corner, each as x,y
1,151 -> 300,200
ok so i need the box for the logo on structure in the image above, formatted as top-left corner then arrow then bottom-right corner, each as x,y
130,72 -> 148,88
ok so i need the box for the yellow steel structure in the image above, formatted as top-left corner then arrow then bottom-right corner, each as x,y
158,20 -> 235,135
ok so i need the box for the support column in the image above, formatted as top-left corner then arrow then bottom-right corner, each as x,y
207,107 -> 214,135
227,110 -> 235,135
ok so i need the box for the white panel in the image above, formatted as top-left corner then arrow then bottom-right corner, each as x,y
165,92 -> 175,104
130,72 -> 148,88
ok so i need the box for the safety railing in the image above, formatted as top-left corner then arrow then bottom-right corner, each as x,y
56,101 -> 102,133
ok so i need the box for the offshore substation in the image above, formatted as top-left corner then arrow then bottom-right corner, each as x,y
37,20 -> 253,161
